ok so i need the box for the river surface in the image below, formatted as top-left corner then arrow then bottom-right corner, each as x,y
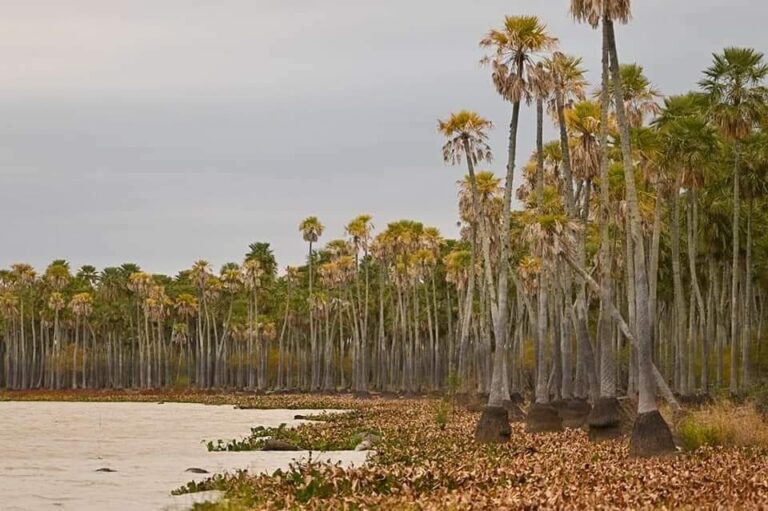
0,401 -> 368,510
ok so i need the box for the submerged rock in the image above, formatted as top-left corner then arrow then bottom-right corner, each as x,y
354,440 -> 373,451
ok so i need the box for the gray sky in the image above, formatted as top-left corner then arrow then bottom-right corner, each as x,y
0,0 -> 764,275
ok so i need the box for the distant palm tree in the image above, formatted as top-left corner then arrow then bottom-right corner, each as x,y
700,47 -> 768,392
10,263 -> 36,389
299,216 -> 324,390
345,214 -> 374,393
69,292 -> 93,388
438,110 -> 495,397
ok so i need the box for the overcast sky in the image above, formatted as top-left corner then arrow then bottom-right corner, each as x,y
0,0 -> 764,275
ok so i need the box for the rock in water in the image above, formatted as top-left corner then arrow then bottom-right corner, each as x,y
361,432 -> 381,444
262,439 -> 300,451
95,467 -> 117,473
629,410 -> 676,457
525,403 -> 563,433
474,406 -> 511,443
185,467 -> 209,474
354,439 -> 373,451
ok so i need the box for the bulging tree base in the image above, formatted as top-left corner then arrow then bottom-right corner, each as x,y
525,402 -> 563,433
587,397 -> 624,442
629,410 -> 676,457
474,406 -> 511,443
558,398 -> 592,429
501,399 -> 526,422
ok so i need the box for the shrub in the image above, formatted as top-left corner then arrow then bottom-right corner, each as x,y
434,399 -> 451,430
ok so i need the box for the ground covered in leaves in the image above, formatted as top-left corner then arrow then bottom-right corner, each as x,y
4,389 -> 768,509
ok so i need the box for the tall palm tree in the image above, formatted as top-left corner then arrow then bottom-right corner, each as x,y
658,100 -> 719,394
242,258 -> 264,389
543,52 -> 587,214
10,263 -> 36,389
438,111 -> 495,300
699,47 -> 768,394
438,109 -> 511,440
572,0 -> 674,456
69,292 -> 93,388
346,214 -> 374,393
479,15 -> 556,440
299,216 -> 324,390
740,132 -> 768,389
438,112 -> 494,316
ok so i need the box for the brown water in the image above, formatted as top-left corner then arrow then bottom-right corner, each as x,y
0,401 -> 368,510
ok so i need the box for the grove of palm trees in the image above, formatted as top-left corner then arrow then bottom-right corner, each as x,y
3,1 -> 768,509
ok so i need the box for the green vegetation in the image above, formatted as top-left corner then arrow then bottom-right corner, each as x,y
206,413 -> 366,452
678,401 -> 768,450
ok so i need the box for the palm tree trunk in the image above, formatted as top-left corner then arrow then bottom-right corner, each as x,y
730,146 -> 741,395
598,30 -> 616,399
605,16 -> 657,416
742,198 -> 752,387
671,174 -> 688,394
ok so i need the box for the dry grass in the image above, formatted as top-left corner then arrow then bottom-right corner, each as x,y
678,400 -> 768,451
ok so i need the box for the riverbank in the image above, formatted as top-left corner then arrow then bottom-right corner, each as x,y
3,390 -> 768,509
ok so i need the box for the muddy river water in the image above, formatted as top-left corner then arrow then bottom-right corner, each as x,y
0,401 -> 368,510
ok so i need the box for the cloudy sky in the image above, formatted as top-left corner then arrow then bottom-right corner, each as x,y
0,0 -> 764,275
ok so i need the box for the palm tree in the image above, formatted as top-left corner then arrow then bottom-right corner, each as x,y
478,15 -> 556,441
438,111 -> 500,411
599,63 -> 661,128
10,263 -> 36,389
438,111 -> 495,297
740,132 -> 768,390
242,258 -> 264,389
189,261 -> 212,387
657,99 -> 719,394
345,214 -> 374,393
69,292 -> 93,388
174,292 -> 198,384
44,261 -> 71,389
299,216 -> 324,390
571,0 -> 674,456
699,47 -> 768,394
542,52 -> 587,214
